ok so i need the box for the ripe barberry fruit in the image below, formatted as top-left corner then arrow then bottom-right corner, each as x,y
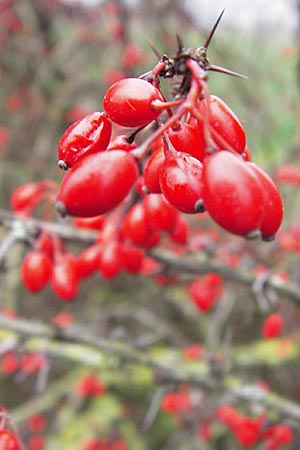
55,150 -> 138,218
58,112 -> 112,170
103,78 -> 164,127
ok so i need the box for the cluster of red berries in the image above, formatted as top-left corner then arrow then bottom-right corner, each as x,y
53,33 -> 283,242
216,404 -> 293,449
160,391 -> 295,450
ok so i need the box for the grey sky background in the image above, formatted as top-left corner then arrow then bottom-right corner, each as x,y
64,0 -> 298,34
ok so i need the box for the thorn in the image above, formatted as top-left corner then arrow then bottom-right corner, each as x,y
202,8 -> 225,50
176,33 -> 184,53
146,36 -> 161,59
208,64 -> 248,79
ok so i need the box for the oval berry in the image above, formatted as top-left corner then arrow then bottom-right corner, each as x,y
144,148 -> 165,193
249,163 -> 283,241
21,250 -> 52,293
262,313 -> 283,339
197,95 -> 246,154
121,203 -> 159,248
55,150 -> 138,218
159,151 -> 204,214
98,241 -> 123,279
103,78 -> 164,127
58,112 -> 112,170
202,151 -> 264,237
51,253 -> 80,301
10,182 -> 43,212
167,122 -> 206,162
143,194 -> 179,232
0,429 -> 20,450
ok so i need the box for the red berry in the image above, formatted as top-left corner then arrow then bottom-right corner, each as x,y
121,244 -> 144,274
57,112 -> 112,170
143,193 -> 179,232
249,163 -> 283,241
233,415 -> 264,448
144,148 -> 165,193
202,151 -> 264,237
121,202 -> 159,248
197,95 -> 246,154
98,241 -> 123,279
263,424 -> 293,450
183,343 -> 204,360
20,353 -> 46,375
76,244 -> 102,278
217,404 -> 240,428
103,78 -> 164,127
50,253 -> 80,301
27,414 -> 47,432
167,121 -> 206,161
55,150 -> 138,218
1,351 -> 19,375
262,313 -> 283,339
159,151 -> 204,214
10,182 -> 43,212
76,373 -> 106,397
161,391 -> 192,414
0,429 -> 20,450
276,163 -> 300,186
189,274 -> 223,312
28,435 -> 45,450
168,214 -> 189,245
21,250 -> 52,293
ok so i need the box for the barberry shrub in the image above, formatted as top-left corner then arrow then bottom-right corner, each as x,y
0,1 -> 299,449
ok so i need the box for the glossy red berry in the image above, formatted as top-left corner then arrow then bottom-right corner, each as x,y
159,151 -> 204,214
197,95 -> 246,154
121,244 -> 144,274
55,150 -> 138,218
144,148 -> 165,193
21,250 -> 52,293
58,112 -> 112,170
76,244 -> 102,278
10,182 -> 42,211
167,122 -> 206,161
249,163 -> 283,241
121,202 -> 159,248
103,78 -> 164,127
143,193 -> 179,232
202,151 -> 264,237
0,429 -> 20,450
50,253 -> 80,301
98,241 -> 123,279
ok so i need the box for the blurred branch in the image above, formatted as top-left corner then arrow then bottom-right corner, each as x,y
1,208 -> 300,306
0,315 -> 300,425
150,251 -> 300,306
